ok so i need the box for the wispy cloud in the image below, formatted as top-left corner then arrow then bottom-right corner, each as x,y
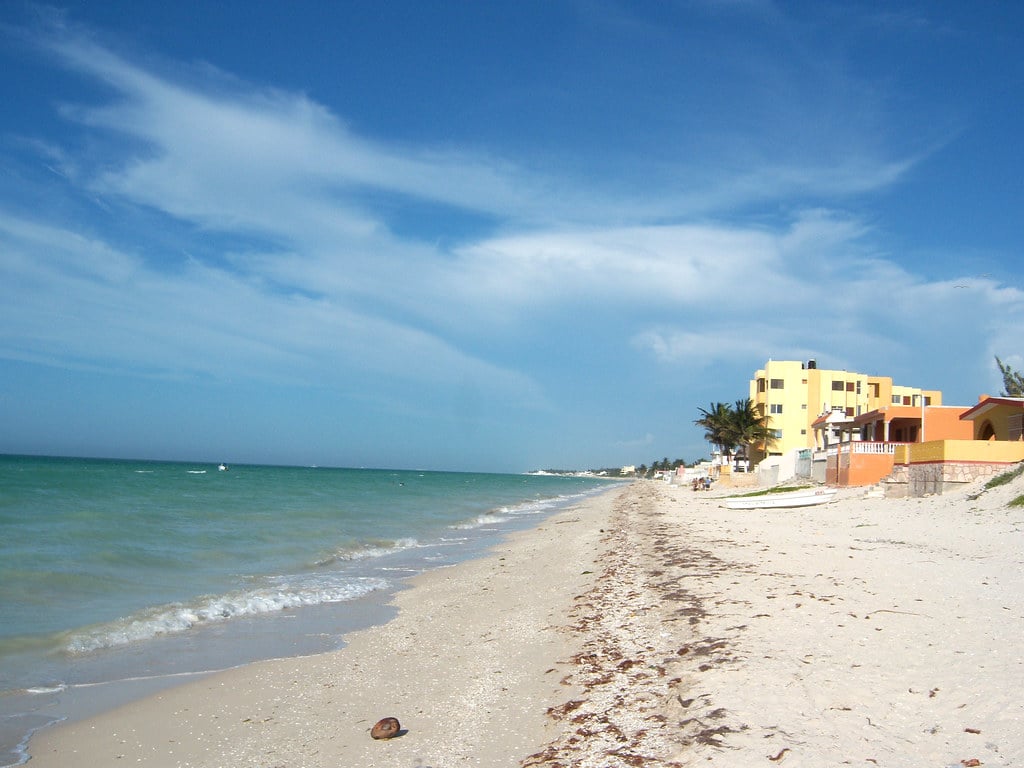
2,16 -> 1020,439
40,31 -> 589,235
0,211 -> 544,408
32,15 -> 932,234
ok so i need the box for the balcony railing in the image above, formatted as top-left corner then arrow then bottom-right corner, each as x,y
849,441 -> 903,454
818,441 -> 910,458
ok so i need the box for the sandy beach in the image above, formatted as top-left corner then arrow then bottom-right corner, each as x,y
29,474 -> 1024,767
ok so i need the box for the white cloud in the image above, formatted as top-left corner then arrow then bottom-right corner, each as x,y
442,224 -> 779,315
43,34 -> 585,236
3,23 -> 1021,425
0,213 -> 543,406
35,22 -> 933,240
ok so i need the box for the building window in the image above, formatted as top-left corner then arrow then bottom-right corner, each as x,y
1010,414 -> 1024,441
856,381 -> 862,395
801,403 -> 807,409
770,378 -> 784,389
846,382 -> 855,392
770,404 -> 783,414
758,378 -> 766,393
832,381 -> 845,391
771,429 -> 783,439
800,429 -> 806,435
892,395 -> 901,404
903,396 -> 911,405
845,407 -> 854,417
924,396 -> 932,406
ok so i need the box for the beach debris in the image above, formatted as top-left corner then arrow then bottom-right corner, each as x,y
961,759 -> 982,767
768,747 -> 790,762
964,727 -> 982,734
370,716 -> 401,739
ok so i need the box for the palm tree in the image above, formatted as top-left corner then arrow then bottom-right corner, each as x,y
695,399 -> 774,468
730,397 -> 773,465
694,402 -> 737,460
996,356 -> 1024,396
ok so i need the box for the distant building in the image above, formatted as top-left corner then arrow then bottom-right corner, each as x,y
744,362 -> 1024,496
748,359 -> 942,463
620,465 -> 636,476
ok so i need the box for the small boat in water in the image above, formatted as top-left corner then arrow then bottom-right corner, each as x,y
218,463 -> 229,472
722,488 -> 836,510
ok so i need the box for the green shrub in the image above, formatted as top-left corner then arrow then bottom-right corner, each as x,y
985,462 -> 1024,489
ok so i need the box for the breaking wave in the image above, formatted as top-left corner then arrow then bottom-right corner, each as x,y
65,573 -> 388,654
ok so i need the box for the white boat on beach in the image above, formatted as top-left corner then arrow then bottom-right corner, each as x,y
722,488 -> 837,510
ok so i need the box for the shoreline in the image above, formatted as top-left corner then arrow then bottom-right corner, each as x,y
2,473 -> 618,768
26,485 -> 623,767
27,476 -> 1024,766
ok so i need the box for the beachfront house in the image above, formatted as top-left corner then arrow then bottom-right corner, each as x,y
960,395 -> 1024,441
825,404 -> 974,488
743,360 -> 1024,495
878,395 -> 1024,496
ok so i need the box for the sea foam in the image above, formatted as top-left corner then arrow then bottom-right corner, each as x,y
65,574 -> 388,653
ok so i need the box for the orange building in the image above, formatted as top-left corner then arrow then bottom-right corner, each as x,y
825,405 -> 974,487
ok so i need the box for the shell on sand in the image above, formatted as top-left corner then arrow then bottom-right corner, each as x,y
370,717 -> 401,740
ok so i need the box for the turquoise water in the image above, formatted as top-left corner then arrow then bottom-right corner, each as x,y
0,455 -> 617,766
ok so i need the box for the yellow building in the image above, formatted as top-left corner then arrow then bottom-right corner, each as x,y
748,359 -> 942,461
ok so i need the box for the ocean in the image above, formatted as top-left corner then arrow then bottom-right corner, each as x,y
0,454 -> 618,767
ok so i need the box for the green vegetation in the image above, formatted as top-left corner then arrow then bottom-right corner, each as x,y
1009,494 -> 1024,508
694,398 -> 773,464
984,462 -> 1024,489
641,458 -> 687,475
996,356 -> 1024,397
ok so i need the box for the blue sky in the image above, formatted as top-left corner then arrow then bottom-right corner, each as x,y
1,2 -> 1022,472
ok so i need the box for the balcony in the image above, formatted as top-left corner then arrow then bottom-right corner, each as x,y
824,441 -> 911,487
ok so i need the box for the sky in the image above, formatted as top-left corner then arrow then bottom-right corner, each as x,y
0,1 -> 1022,473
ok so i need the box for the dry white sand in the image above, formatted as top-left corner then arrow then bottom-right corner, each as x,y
28,473 -> 1024,767
649,476 -> 1024,768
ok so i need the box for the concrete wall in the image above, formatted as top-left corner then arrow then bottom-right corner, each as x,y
920,406 -> 974,441
883,439 -> 1024,497
757,459 -> 780,486
894,439 -> 1024,465
756,449 -> 813,486
842,451 -> 895,487
885,461 -> 1018,497
811,455 -> 827,483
